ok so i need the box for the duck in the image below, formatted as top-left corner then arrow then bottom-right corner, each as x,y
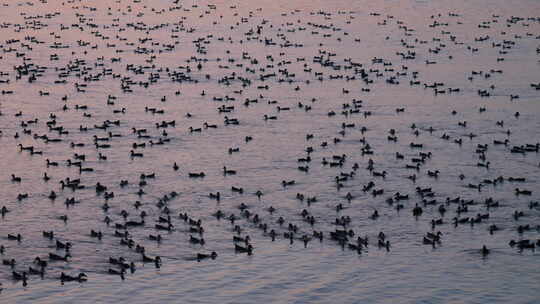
231,186 -> 244,194
90,230 -> 103,240
372,171 -> 387,178
189,235 -> 205,245
12,271 -> 27,286
406,163 -> 420,170
130,150 -> 144,158
46,159 -> 59,167
42,230 -> 54,239
108,268 -> 125,280
47,190 -> 56,200
56,240 -> 72,250
0,206 -> 8,217
378,239 -> 391,251
7,234 -> 22,241
282,180 -> 295,187
149,234 -> 162,242
158,215 -> 171,224
203,122 -> 218,129
34,257 -> 47,268
3,258 -> 15,267
61,272 -> 87,282
190,226 -> 204,234
49,252 -> 70,261
300,235 -> 312,248
234,244 -> 253,255
197,252 -> 218,261
423,237 -> 436,246
427,170 -> 440,178
357,236 -> 368,247
509,239 -> 535,249
263,114 -> 277,120
426,231 -> 442,242
28,266 -> 45,277
125,219 -> 145,227
188,172 -> 205,178
120,238 -> 135,248
209,192 -> 221,201
109,256 -> 128,267
223,166 -> 237,175
515,188 -> 532,195
155,223 -> 173,231
96,182 -> 107,193
141,254 -> 161,268
233,235 -> 250,244
18,144 -> 34,152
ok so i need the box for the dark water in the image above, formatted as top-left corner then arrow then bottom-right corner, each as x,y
0,0 -> 539,303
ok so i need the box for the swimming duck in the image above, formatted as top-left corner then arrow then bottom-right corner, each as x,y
125,219 -> 145,227
515,188 -> 532,195
509,239 -> 535,250
1,206 -> 9,217
413,204 -> 423,216
427,170 -> 439,178
7,234 -> 22,242
34,257 -> 47,268
372,171 -> 387,178
188,172 -> 205,178
481,245 -> 490,256
108,268 -> 125,280
231,186 -> 244,194
56,240 -> 72,250
155,223 -> 173,231
423,237 -> 437,247
234,244 -> 253,255
60,272 -> 87,282
282,180 -> 295,187
197,252 -> 218,262
41,230 -> 54,240
149,234 -> 162,242
41,172 -> 51,181
190,235 -> 205,245
12,271 -> 27,286
378,239 -> 391,251
426,231 -> 442,242
49,252 -> 70,261
141,254 -> 161,268
3,258 -> 15,267
130,150 -> 144,158
95,182 -> 107,193
223,166 -> 237,175
28,266 -> 44,277
90,230 -> 103,240
233,235 -> 250,244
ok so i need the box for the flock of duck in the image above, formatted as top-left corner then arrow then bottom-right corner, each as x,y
0,0 -> 539,292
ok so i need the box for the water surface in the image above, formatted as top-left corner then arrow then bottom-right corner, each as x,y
0,0 -> 539,303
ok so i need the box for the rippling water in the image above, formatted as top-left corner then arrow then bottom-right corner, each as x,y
1,0 -> 539,302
